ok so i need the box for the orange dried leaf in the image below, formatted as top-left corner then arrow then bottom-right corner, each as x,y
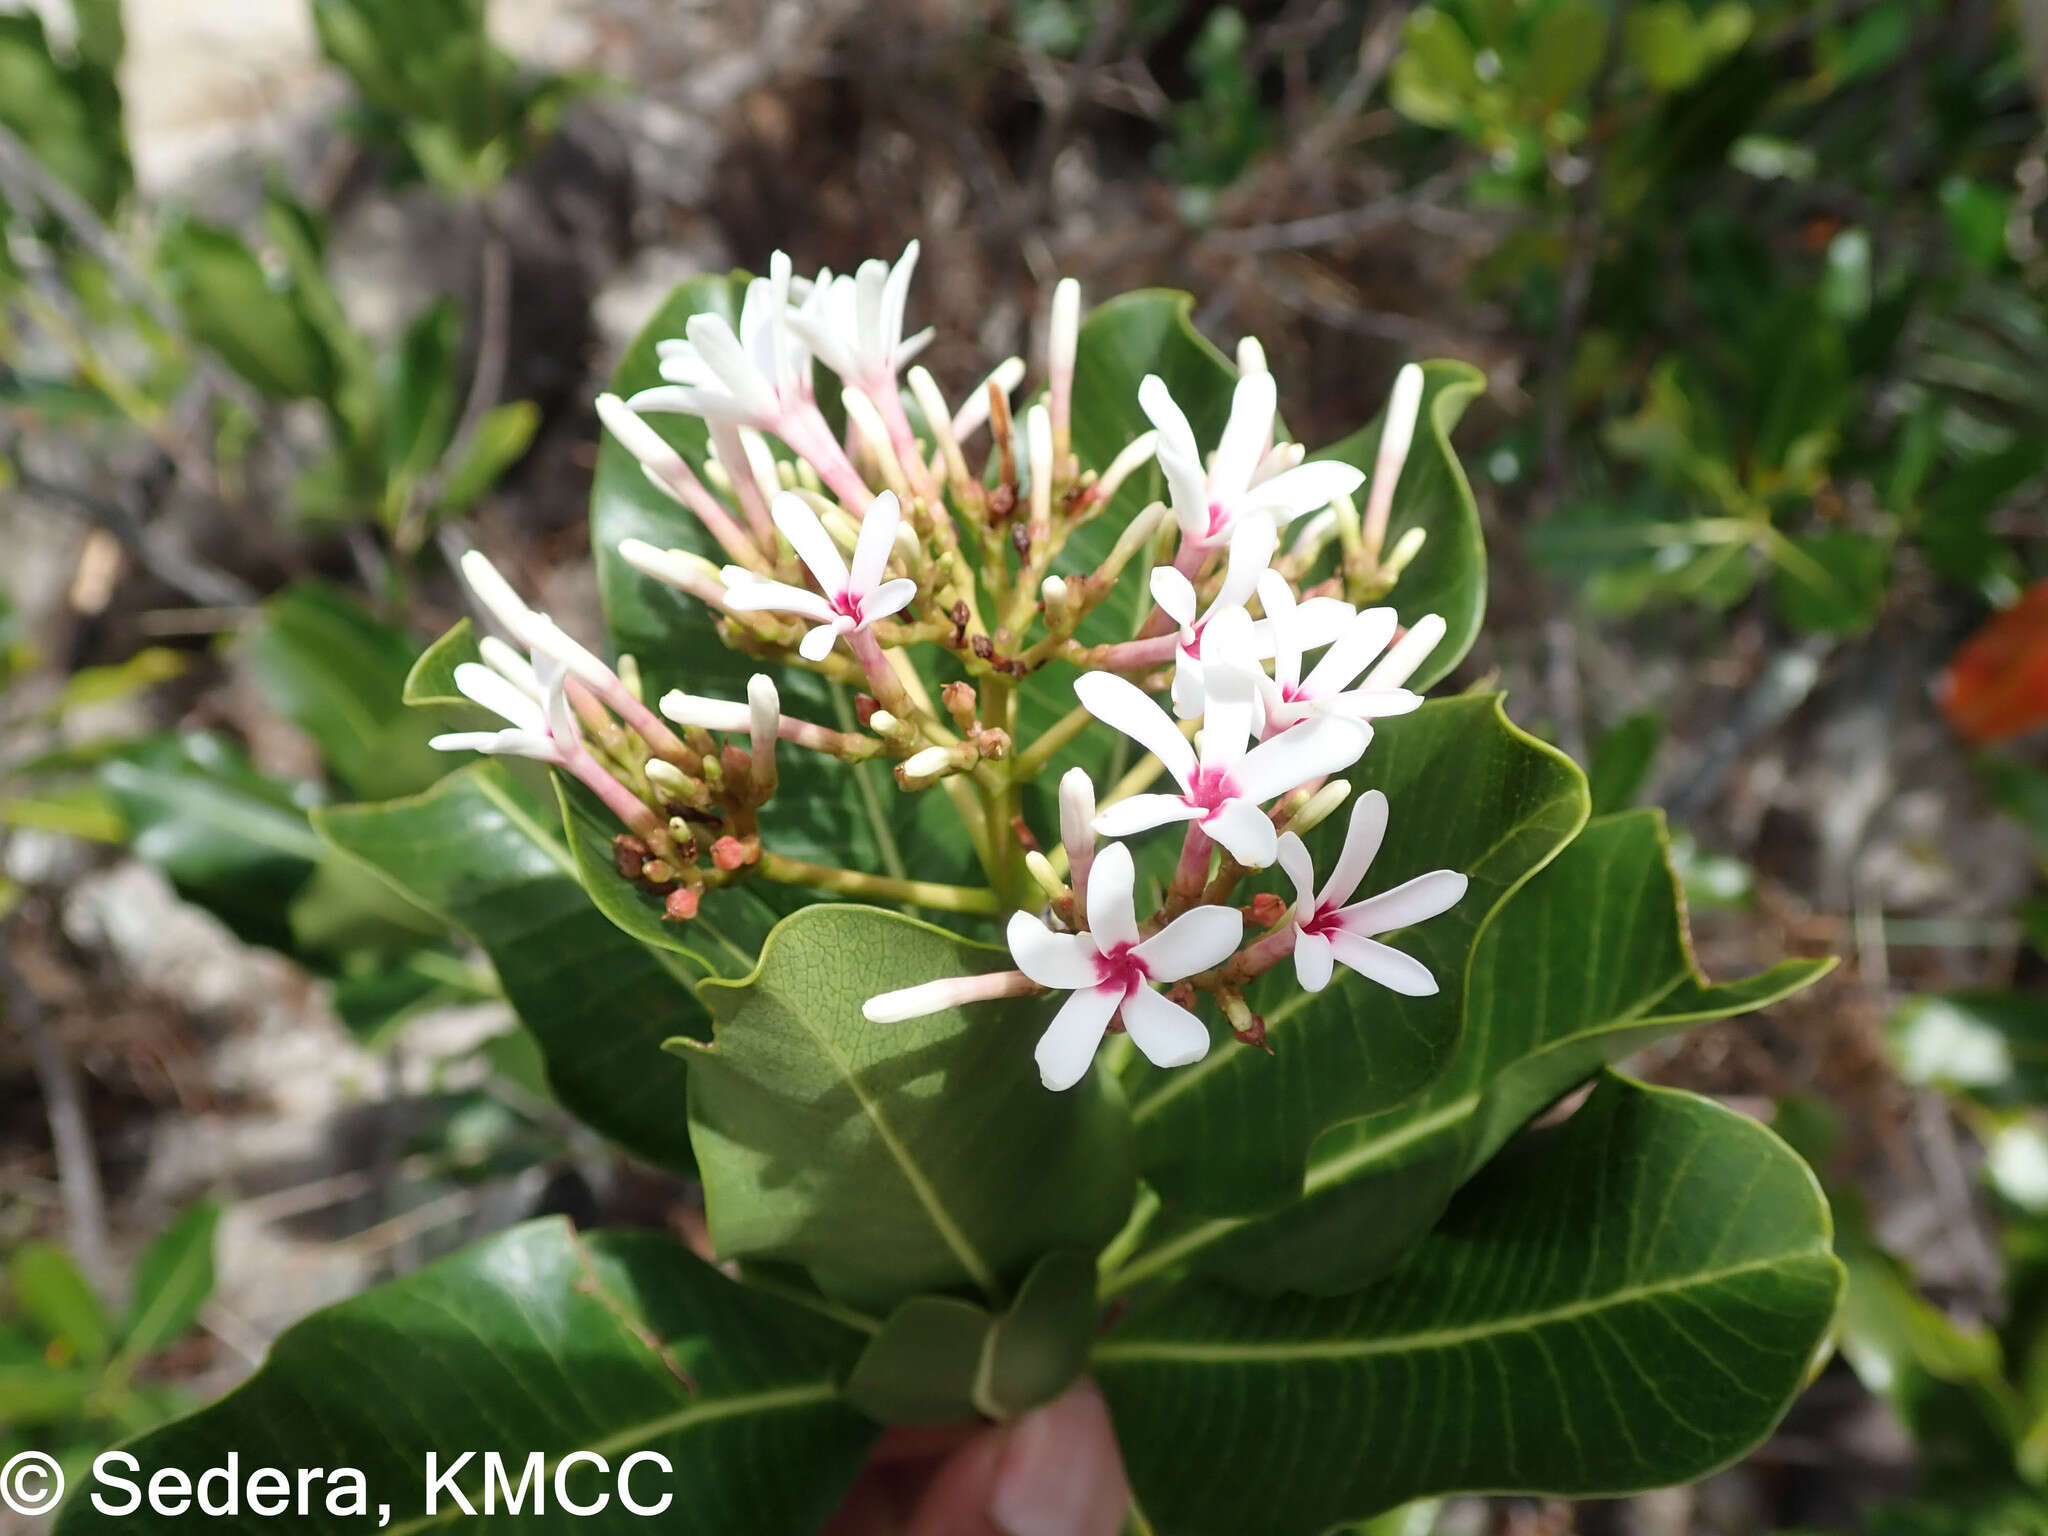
1941,577 -> 2048,744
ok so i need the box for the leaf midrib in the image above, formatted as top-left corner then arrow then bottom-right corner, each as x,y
1092,1251 -> 1833,1366
777,998 -> 1004,1302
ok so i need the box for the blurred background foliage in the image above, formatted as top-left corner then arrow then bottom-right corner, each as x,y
2,0 -> 2048,1529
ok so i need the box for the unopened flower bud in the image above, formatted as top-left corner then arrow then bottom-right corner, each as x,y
703,456 -> 734,494
1049,277 -> 1079,456
1091,432 -> 1159,512
795,458 -> 822,493
1288,780 -> 1354,836
712,836 -> 752,871
1249,891 -> 1291,928
820,506 -> 863,557
596,393 -> 684,479
646,758 -> 694,798
664,886 -> 702,922
1026,402 -> 1054,533
1025,850 -> 1069,906
1381,525 -> 1428,581
974,729 -> 1010,761
747,673 -> 781,799
899,746 -> 953,782
617,653 -> 644,702
613,834 -> 650,880
1041,575 -> 1068,605
1237,335 -> 1268,376
1059,767 -> 1097,902
642,859 -> 676,885
701,754 -> 724,783
660,689 -> 751,734
868,709 -> 900,736
953,357 -> 1025,441
942,680 -> 979,732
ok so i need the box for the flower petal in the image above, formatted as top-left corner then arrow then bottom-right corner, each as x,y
864,577 -> 918,623
1138,374 -> 1209,534
684,313 -> 778,419
1134,904 -> 1243,983
1214,517 -> 1277,613
1300,606 -> 1399,698
798,621 -> 847,662
1074,670 -> 1197,786
771,493 -> 851,593
1196,647 -> 1258,776
1293,929 -> 1335,993
1244,460 -> 1365,525
1258,569 -> 1303,692
1328,932 -> 1439,996
1276,830 -> 1316,913
1339,869 -> 1469,937
721,576 -> 838,623
1361,613 -> 1448,690
1086,840 -> 1141,949
1233,716 -> 1367,806
1213,370 -> 1277,498
1119,986 -> 1213,1072
1170,651 -> 1207,723
1093,794 -> 1199,839
429,729 -> 552,759
1006,910 -> 1101,989
1150,565 -> 1199,633
1036,984 -> 1121,1091
851,488 -> 900,593
1202,795 -> 1278,868
452,662 -> 545,734
1322,788 -> 1389,908
1324,688 -> 1423,721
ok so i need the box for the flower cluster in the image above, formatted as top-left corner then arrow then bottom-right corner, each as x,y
435,243 -> 1467,1090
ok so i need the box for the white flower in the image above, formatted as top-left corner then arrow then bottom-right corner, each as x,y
1139,370 -> 1365,551
1075,636 -> 1367,868
1059,766 -> 1096,901
720,490 -> 918,661
1276,790 -> 1468,994
634,253 -> 813,426
786,241 -> 934,390
430,654 -> 578,765
1150,518 -> 1275,720
1253,570 -> 1427,735
1007,841 -> 1242,1090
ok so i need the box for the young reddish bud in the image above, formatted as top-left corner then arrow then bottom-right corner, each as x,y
1249,891 -> 1291,928
664,886 -> 702,922
712,836 -> 754,871
855,693 -> 882,727
614,835 -> 651,880
721,744 -> 750,784
942,680 -> 979,732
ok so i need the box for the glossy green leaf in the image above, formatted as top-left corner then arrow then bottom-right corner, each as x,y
682,905 -> 1135,1313
119,1202 -> 220,1360
99,732 -> 325,953
403,618 -> 485,707
1095,1076 -> 1843,1536
1588,709 -> 1664,815
314,765 -> 702,1172
56,1220 -> 876,1536
9,1242 -> 109,1365
240,580 -> 446,799
1122,694 -> 1585,1215
844,1250 -> 1097,1424
1120,812 -> 1832,1294
588,275 -> 968,886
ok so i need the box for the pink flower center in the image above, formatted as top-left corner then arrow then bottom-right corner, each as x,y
1092,941 -> 1150,998
1185,763 -> 1238,814
1301,903 -> 1345,939
1204,500 -> 1231,541
830,589 -> 867,625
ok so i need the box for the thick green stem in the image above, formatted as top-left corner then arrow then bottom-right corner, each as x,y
755,852 -> 1000,914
